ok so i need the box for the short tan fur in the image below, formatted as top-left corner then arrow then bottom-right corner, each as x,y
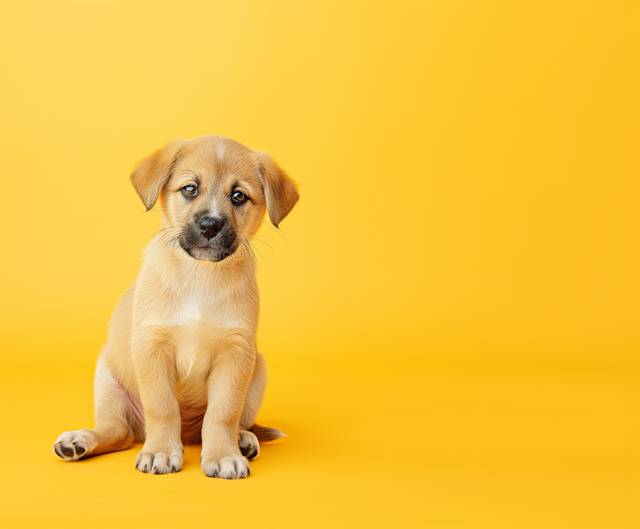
53,135 -> 299,478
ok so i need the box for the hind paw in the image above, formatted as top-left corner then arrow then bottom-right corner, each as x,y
239,430 -> 260,460
53,429 -> 96,461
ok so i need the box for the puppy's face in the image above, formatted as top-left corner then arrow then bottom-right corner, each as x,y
130,135 -> 299,262
164,139 -> 267,262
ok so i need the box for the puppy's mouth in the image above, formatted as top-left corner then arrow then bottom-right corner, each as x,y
178,225 -> 239,262
180,242 -> 238,262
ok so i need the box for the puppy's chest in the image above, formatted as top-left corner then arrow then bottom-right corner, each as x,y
165,289 -> 243,328
168,291 -> 252,383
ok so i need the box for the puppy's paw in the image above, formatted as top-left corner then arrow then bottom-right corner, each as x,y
238,430 -> 260,461
201,455 -> 250,479
53,429 -> 96,461
136,450 -> 183,474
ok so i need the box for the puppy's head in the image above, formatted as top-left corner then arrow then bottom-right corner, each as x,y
130,135 -> 299,262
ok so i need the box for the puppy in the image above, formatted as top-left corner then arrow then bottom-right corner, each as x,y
53,135 -> 298,478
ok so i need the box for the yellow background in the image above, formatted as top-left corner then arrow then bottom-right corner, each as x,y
1,1 -> 638,527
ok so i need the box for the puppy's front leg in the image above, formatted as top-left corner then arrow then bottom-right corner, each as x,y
133,328 -> 183,474
201,337 -> 255,479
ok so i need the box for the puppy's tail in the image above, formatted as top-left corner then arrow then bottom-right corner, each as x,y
250,423 -> 288,442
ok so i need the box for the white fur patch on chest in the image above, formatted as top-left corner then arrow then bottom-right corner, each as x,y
170,290 -> 239,381
168,296 -> 203,326
141,281 -> 244,329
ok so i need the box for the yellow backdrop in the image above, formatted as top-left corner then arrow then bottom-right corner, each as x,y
1,1 -> 638,528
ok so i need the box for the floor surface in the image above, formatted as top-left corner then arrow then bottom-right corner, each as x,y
1,356 -> 637,528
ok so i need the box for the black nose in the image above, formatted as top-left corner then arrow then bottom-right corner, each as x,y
198,217 -> 224,240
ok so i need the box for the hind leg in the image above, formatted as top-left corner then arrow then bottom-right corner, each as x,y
53,355 -> 135,461
237,353 -> 267,460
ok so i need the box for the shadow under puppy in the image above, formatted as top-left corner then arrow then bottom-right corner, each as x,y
53,135 -> 299,479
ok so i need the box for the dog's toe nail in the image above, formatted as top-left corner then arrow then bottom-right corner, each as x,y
248,449 -> 257,460
60,445 -> 74,457
75,445 -> 86,456
240,445 -> 250,456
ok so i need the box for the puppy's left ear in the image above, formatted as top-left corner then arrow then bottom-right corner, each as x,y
255,151 -> 300,228
130,138 -> 188,210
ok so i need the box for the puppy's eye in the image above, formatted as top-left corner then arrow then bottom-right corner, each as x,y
182,185 -> 198,197
231,191 -> 248,205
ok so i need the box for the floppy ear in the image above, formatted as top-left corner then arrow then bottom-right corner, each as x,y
255,151 -> 299,228
130,138 -> 187,210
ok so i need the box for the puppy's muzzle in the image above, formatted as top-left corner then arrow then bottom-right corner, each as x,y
198,216 -> 225,240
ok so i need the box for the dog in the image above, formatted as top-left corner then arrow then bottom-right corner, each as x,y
53,135 -> 299,479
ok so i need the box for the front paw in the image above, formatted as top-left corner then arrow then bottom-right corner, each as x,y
136,448 -> 183,474
201,454 -> 250,479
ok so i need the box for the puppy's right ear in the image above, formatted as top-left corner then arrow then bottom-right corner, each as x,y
130,138 -> 187,210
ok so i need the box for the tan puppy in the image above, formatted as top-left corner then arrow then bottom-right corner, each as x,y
53,135 -> 298,479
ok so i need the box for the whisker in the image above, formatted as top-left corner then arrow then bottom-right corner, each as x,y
259,219 -> 291,243
247,240 -> 264,263
248,236 -> 274,252
164,234 -> 181,250
152,224 -> 185,239
159,229 -> 182,244
241,240 -> 258,264
240,237 -> 259,262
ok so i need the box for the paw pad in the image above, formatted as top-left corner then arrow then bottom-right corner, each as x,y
238,430 -> 260,461
53,439 -> 87,461
53,429 -> 95,461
